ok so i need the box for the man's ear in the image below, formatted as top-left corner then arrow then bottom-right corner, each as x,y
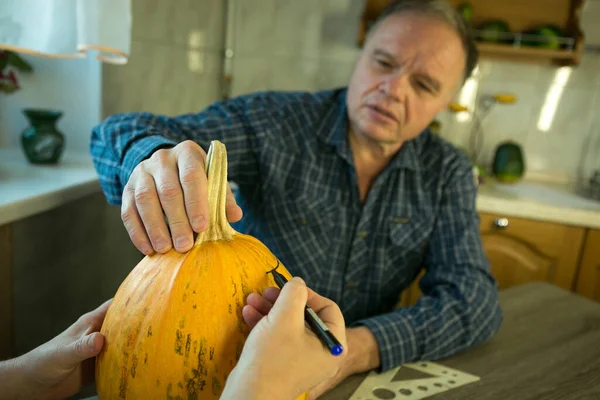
436,100 -> 451,115
449,92 -> 458,104
440,83 -> 465,113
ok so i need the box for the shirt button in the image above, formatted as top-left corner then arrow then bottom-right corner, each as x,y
357,231 -> 368,239
346,282 -> 358,290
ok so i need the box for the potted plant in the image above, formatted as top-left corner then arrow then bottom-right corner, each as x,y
0,49 -> 33,93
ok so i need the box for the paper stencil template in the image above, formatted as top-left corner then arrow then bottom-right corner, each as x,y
349,361 -> 481,400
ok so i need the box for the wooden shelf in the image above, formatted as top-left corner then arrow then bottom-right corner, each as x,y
476,42 -> 583,65
357,0 -> 586,66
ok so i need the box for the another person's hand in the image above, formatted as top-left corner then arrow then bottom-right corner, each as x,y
222,277 -> 347,400
10,299 -> 111,400
302,326 -> 379,399
121,140 -> 243,255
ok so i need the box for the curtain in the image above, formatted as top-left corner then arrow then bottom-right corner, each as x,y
0,0 -> 131,64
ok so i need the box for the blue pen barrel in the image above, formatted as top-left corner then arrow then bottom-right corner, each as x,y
305,307 -> 344,356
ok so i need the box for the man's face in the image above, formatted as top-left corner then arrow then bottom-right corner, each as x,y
346,12 -> 466,146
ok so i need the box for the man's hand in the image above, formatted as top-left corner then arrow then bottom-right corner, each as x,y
121,140 -> 243,255
307,327 -> 381,399
4,299 -> 112,400
222,278 -> 347,400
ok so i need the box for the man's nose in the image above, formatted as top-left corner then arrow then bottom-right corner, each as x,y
379,72 -> 408,101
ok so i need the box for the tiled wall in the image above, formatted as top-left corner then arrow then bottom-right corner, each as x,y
437,54 -> 600,180
103,0 -> 600,181
228,0 -> 362,95
102,0 -> 363,117
102,0 -> 225,117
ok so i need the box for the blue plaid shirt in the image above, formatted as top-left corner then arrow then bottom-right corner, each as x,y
91,88 -> 502,372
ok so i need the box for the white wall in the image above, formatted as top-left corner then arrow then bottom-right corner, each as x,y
0,54 -> 101,152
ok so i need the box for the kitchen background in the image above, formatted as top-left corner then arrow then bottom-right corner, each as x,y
1,0 -> 600,381
2,0 -> 600,180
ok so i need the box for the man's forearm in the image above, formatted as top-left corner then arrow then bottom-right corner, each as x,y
355,273 -> 502,372
91,99 -> 262,207
91,113 -> 180,206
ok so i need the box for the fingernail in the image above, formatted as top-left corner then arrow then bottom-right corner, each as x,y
155,238 -> 170,252
87,334 -> 96,350
141,244 -> 153,255
291,277 -> 306,285
193,216 -> 206,231
176,237 -> 191,250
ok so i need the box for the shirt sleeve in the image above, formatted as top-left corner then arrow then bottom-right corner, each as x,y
90,95 -> 268,205
355,157 -> 503,372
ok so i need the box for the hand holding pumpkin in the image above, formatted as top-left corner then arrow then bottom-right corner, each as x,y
121,140 -> 243,255
221,277 -> 347,400
0,299 -> 111,400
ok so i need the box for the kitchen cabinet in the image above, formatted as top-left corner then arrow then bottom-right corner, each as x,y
358,0 -> 585,66
0,225 -> 12,361
399,212 -> 587,307
0,193 -> 143,362
575,229 -> 600,302
479,212 -> 586,290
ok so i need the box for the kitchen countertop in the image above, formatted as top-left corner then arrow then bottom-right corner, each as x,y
0,147 -> 101,226
477,178 -> 600,229
1,146 -> 600,229
324,282 -> 600,400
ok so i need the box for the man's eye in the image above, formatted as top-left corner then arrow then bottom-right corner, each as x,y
416,81 -> 432,93
376,59 -> 393,68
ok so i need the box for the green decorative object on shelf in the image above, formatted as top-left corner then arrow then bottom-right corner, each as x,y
458,2 -> 473,22
522,25 -> 563,49
479,20 -> 512,44
21,108 -> 65,164
492,140 -> 525,183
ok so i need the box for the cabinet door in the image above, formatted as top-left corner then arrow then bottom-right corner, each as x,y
0,224 -> 12,360
398,213 -> 586,308
575,229 -> 600,302
480,213 -> 585,290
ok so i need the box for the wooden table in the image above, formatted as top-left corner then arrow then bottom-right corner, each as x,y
322,282 -> 600,400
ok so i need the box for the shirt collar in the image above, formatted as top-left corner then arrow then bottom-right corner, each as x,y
391,133 -> 423,171
315,88 -> 348,151
316,87 -> 426,172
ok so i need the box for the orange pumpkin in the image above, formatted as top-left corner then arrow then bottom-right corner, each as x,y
96,141 -> 308,400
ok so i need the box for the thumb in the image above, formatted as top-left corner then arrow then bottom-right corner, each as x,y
225,183 -> 243,222
62,332 -> 104,366
268,277 -> 308,327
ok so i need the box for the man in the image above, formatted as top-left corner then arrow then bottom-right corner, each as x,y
91,0 -> 502,397
0,279 -> 347,400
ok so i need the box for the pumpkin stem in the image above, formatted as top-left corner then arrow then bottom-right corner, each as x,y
194,140 -> 237,244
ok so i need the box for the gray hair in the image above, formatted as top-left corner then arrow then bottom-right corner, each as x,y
366,0 -> 478,83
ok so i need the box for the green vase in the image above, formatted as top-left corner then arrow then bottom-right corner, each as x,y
492,140 -> 525,183
21,108 -> 65,164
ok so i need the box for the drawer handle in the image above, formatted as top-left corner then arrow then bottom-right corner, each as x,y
494,218 -> 509,229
